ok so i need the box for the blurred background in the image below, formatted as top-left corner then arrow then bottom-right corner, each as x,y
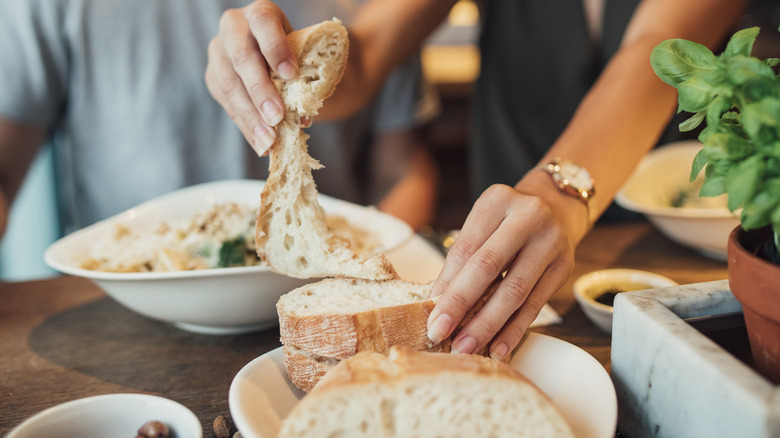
2,0 -> 779,281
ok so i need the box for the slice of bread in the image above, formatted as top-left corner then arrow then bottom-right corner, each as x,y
277,277 -> 502,392
278,278 -> 443,360
278,346 -> 575,438
255,19 -> 398,281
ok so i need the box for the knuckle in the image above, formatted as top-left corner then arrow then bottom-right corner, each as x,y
233,46 -> 260,68
447,239 -> 477,264
523,194 -> 545,212
238,107 -> 258,126
477,184 -> 513,207
263,39 -> 291,60
499,275 -> 533,305
498,320 -> 527,348
245,4 -> 277,28
219,75 -> 241,96
247,81 -> 269,99
219,9 -> 241,29
468,314 -> 503,341
521,298 -> 546,322
470,248 -> 503,277
445,292 -> 472,316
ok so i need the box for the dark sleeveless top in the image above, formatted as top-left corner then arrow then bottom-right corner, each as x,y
470,0 -> 640,199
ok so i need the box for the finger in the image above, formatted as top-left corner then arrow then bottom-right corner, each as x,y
244,1 -> 297,80
430,185 -> 514,299
489,253 -> 573,361
428,208 -> 532,344
207,36 -> 276,156
219,10 -> 285,130
450,229 -> 563,356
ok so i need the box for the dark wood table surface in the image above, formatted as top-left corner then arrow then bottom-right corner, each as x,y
0,221 -> 729,436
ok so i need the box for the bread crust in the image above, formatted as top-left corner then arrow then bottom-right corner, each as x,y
278,279 -> 442,359
283,346 -> 338,393
278,277 -> 506,392
315,347 -> 529,391
284,20 -> 348,114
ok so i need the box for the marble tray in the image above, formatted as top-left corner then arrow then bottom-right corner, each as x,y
611,280 -> 780,437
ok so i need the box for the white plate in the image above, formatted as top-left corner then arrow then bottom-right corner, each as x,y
43,179 -> 418,335
229,333 -> 617,438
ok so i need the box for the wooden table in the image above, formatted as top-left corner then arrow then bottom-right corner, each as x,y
0,221 -> 729,435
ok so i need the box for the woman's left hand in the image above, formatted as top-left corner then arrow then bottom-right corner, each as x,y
426,181 -> 583,361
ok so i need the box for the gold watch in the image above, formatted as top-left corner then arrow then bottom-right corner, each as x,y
541,159 -> 595,226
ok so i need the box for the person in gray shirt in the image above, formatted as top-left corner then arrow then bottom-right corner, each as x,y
0,0 -> 438,242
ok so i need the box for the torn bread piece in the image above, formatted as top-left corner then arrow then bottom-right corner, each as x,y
278,346 -> 575,438
256,19 -> 398,280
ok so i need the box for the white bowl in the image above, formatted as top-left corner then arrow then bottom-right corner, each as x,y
7,393 -> 202,438
615,140 -> 740,260
44,180 -> 413,335
573,269 -> 678,334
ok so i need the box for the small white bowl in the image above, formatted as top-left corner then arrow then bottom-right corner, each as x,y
44,180 -> 413,335
573,269 -> 678,334
615,141 -> 740,260
7,393 -> 202,438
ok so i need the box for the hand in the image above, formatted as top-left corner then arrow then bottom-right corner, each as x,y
426,183 -> 578,361
205,0 -> 297,156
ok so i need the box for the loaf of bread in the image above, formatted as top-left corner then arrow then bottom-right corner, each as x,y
278,346 -> 574,438
255,19 -> 398,280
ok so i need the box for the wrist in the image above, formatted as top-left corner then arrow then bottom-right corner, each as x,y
515,168 -> 591,248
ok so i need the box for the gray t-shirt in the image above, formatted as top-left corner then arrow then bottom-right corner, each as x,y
0,0 -> 428,234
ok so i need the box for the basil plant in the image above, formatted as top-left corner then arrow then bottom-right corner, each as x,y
650,26 -> 780,258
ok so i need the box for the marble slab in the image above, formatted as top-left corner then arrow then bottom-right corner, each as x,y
611,280 -> 780,437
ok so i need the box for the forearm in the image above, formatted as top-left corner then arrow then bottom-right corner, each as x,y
0,117 -> 47,239
517,0 -> 748,247
369,129 -> 439,230
319,0 -> 455,120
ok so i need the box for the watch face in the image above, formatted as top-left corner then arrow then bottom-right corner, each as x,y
558,162 -> 593,191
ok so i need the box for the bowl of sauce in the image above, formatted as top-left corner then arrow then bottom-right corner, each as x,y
573,269 -> 678,334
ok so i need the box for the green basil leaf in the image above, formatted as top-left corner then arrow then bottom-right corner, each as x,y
741,190 -> 776,229
770,200 -> 780,233
690,148 -> 708,182
700,173 -> 726,197
726,55 -> 776,85
705,95 -> 732,129
218,236 -> 248,268
725,155 -> 762,211
742,98 -> 780,142
651,39 -> 717,86
766,141 -> 780,162
680,111 -> 705,132
723,27 -> 760,58
765,58 -> 780,68
740,77 -> 780,104
678,76 -> 715,113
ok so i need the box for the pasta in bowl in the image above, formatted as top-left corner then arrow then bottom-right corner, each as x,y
44,180 -> 413,335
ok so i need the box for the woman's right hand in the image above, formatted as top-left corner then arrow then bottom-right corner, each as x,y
205,0 -> 297,156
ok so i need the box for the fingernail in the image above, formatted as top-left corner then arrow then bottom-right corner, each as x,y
427,313 -> 453,343
261,100 -> 284,126
253,124 -> 275,155
452,335 -> 477,355
277,61 -> 297,81
490,342 -> 509,361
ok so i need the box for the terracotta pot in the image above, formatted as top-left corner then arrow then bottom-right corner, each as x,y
728,226 -> 780,384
